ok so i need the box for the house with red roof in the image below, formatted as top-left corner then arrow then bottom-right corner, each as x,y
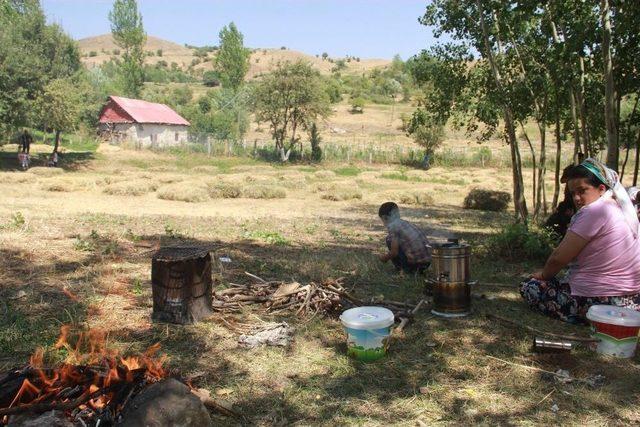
98,96 -> 190,148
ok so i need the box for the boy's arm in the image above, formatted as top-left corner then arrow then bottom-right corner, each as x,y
379,237 -> 400,262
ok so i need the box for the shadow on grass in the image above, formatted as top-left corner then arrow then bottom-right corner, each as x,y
0,148 -> 95,172
0,248 -> 91,365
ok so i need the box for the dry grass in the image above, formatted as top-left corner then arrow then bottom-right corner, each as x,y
207,182 -> 243,199
40,178 -> 79,192
321,186 -> 363,201
29,167 -> 64,176
192,165 -> 219,174
103,179 -> 158,196
395,191 -> 435,206
1,145 -> 638,426
314,170 -> 336,179
0,172 -> 36,184
242,185 -> 287,199
156,182 -> 209,203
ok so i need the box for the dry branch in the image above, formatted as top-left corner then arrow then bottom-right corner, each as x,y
486,314 -> 599,343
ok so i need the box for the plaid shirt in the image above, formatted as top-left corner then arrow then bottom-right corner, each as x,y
386,219 -> 431,265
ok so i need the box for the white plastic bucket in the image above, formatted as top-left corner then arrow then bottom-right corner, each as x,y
339,306 -> 395,362
586,305 -> 640,358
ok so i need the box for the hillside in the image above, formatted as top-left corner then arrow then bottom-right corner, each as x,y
77,34 -> 390,77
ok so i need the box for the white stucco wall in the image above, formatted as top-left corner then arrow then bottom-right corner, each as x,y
99,123 -> 189,148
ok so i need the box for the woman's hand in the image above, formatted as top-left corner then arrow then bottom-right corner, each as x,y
531,271 -> 546,281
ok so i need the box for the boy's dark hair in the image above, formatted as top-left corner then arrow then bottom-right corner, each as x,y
565,165 -> 607,188
378,202 -> 399,217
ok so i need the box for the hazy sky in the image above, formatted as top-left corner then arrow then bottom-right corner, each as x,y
41,0 -> 443,59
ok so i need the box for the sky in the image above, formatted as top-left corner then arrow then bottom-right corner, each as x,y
41,0 -> 443,59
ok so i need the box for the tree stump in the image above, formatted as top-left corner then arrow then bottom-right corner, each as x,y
151,247 -> 213,324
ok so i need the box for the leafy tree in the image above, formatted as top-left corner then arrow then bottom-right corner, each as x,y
324,77 -> 343,103
36,77 -> 84,151
109,0 -> 146,97
202,70 -> 221,87
252,61 -> 331,161
309,122 -> 322,162
215,22 -> 250,92
0,0 -> 80,137
350,97 -> 365,114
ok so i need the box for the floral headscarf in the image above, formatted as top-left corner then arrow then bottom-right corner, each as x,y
580,158 -> 639,238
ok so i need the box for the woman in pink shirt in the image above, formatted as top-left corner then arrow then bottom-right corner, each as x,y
521,158 -> 640,323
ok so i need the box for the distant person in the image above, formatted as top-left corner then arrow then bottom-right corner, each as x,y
377,202 -> 431,273
48,150 -> 59,167
18,152 -> 29,170
19,129 -> 33,154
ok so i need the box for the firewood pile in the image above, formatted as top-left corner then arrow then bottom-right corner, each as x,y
212,273 -> 416,318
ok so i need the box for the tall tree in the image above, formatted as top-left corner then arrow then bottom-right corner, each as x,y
0,0 -> 80,137
109,0 -> 146,97
252,61 -> 330,162
36,77 -> 84,152
215,22 -> 250,92
601,0 -> 618,170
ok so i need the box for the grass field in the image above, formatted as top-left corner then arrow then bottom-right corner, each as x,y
1,142 -> 639,425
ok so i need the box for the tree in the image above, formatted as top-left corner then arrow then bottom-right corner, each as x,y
215,22 -> 250,92
36,77 -> 83,152
309,122 -> 322,162
350,97 -> 365,114
0,0 -> 80,138
202,70 -> 220,87
252,61 -> 331,161
109,0 -> 146,97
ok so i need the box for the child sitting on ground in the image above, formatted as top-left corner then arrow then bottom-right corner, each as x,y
377,202 -> 431,273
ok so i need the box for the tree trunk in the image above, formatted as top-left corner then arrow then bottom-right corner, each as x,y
520,123 -> 537,216
151,247 -> 213,324
621,96 -> 639,182
536,123 -> 547,217
478,0 -> 527,220
54,130 -> 61,152
601,0 -> 618,171
552,106 -> 562,209
569,91 -> 581,160
577,56 -> 590,157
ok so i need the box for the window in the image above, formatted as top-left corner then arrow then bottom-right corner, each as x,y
175,132 -> 179,142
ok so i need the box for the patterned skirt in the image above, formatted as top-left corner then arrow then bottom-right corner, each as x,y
520,277 -> 640,324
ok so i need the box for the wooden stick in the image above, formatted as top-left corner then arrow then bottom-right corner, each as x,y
485,355 -> 592,385
394,299 -> 426,334
486,314 -> 599,343
191,389 -> 241,418
0,383 -> 120,416
244,272 -> 267,283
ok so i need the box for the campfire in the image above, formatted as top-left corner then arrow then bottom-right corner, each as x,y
0,326 -> 168,426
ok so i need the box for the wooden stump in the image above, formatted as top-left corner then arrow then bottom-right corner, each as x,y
151,247 -> 213,324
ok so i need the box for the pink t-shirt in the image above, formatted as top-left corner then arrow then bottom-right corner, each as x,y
568,197 -> 640,296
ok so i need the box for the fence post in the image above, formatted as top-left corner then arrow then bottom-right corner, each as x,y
369,151 -> 372,164
206,137 -> 211,157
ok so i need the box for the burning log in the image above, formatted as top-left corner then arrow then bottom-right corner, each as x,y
151,247 -> 214,324
0,327 -> 170,426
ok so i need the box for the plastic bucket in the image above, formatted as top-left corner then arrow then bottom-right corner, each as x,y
339,306 -> 395,362
586,305 -> 640,358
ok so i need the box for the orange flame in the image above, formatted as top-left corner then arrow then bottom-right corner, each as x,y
8,326 -> 168,416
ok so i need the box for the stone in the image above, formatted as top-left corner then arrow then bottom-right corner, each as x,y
117,378 -> 212,427
8,410 -> 75,427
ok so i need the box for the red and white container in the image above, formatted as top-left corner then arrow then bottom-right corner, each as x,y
586,305 -> 640,358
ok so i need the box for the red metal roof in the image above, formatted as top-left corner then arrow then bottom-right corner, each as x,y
99,96 -> 190,126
